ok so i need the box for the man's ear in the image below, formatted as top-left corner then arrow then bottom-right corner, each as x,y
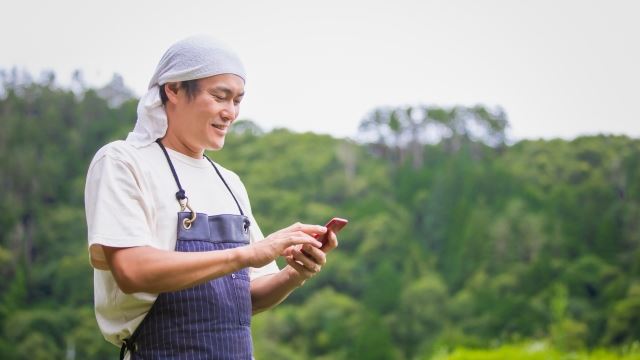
164,82 -> 181,104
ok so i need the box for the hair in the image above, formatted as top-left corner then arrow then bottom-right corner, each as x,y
159,79 -> 200,105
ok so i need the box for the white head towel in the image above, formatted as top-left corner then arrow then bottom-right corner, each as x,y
125,35 -> 246,147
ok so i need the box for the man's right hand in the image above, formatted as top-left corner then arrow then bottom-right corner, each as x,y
244,222 -> 326,268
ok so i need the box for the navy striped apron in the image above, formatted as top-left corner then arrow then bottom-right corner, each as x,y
120,140 -> 253,359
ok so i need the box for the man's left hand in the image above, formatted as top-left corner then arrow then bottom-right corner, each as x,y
284,230 -> 338,281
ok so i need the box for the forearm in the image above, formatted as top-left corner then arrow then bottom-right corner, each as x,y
250,265 -> 306,314
105,223 -> 326,295
105,245 -> 252,294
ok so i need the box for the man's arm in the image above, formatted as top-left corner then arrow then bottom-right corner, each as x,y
104,223 -> 325,294
104,245 -> 246,294
250,231 -> 338,313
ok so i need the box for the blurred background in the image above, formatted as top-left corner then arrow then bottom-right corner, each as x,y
1,0 -> 639,359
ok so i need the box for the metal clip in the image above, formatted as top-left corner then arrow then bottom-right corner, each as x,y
178,197 -> 188,211
181,199 -> 197,230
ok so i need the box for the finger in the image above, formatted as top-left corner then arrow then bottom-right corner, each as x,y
301,244 -> 326,266
285,256 -> 314,278
286,222 -> 328,237
268,222 -> 305,237
286,255 -> 305,267
287,234 -> 323,248
292,231 -> 326,248
292,247 -> 321,272
321,230 -> 338,252
282,244 -> 306,257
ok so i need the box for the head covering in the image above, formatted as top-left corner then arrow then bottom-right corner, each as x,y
125,35 -> 246,147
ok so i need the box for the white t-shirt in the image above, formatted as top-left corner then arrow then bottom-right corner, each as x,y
84,140 -> 279,346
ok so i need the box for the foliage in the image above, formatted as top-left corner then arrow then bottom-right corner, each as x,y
0,73 -> 638,359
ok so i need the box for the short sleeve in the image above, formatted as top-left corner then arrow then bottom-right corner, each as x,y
85,153 -> 154,270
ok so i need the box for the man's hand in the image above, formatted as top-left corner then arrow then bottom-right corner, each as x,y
283,228 -> 339,281
245,222 -> 326,268
250,227 -> 339,313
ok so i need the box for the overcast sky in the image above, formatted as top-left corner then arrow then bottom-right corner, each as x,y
2,0 -> 638,140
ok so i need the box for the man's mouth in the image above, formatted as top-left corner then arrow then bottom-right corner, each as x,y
211,124 -> 228,130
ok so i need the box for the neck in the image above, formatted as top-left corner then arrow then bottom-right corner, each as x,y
160,132 -> 204,159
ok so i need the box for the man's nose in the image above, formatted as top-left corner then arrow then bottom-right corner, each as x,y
220,102 -> 237,121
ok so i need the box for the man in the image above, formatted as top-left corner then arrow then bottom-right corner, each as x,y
84,35 -> 338,359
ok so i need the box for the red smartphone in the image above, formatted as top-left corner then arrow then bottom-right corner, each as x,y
315,217 -> 349,246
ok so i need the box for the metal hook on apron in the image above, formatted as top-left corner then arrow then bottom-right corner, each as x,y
179,197 -> 197,230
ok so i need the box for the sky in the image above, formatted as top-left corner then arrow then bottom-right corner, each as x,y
1,0 -> 638,141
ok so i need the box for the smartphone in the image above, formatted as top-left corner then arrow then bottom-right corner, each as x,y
315,217 -> 349,246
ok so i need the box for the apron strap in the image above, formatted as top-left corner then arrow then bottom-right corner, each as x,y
204,154 -> 245,216
155,139 -> 187,202
155,139 -> 245,216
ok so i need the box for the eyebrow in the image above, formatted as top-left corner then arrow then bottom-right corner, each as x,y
209,86 -> 244,97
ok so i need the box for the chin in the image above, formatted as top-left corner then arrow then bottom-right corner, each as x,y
205,140 -> 225,151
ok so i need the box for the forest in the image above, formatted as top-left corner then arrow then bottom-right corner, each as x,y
0,70 -> 639,359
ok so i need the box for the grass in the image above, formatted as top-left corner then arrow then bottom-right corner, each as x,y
430,341 -> 640,360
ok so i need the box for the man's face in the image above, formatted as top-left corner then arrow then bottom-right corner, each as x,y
170,74 -> 245,152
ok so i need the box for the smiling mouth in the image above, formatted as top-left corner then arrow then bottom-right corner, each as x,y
211,124 -> 227,130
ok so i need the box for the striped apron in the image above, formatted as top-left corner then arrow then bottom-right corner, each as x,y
120,140 -> 253,359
